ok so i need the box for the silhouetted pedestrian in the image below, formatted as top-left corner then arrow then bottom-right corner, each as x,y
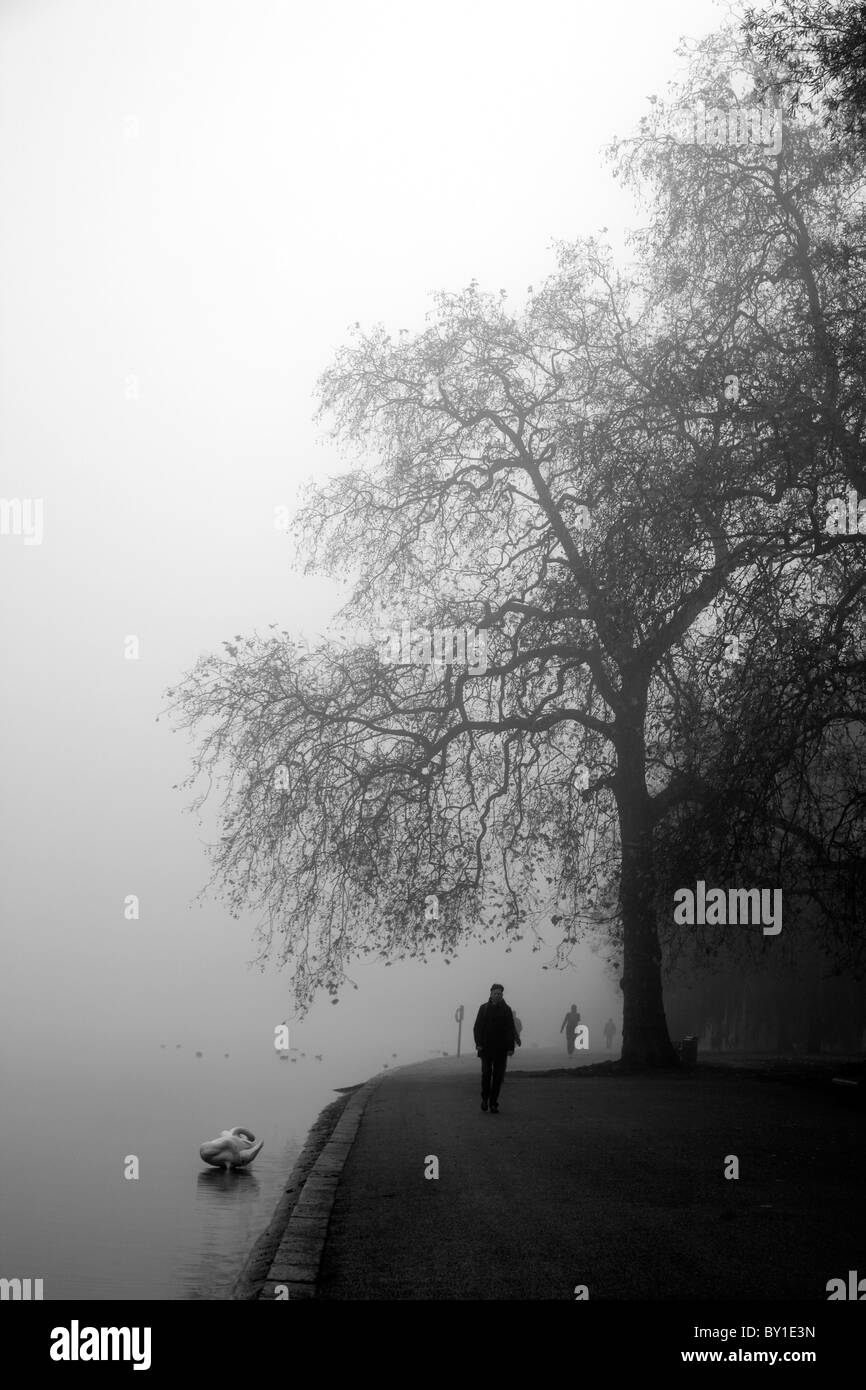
474,983 -> 519,1113
560,1004 -> 581,1056
603,1018 -> 616,1050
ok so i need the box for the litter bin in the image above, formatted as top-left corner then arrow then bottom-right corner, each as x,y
678,1035 -> 698,1067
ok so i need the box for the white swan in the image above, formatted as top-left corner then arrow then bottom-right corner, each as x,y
199,1126 -> 264,1170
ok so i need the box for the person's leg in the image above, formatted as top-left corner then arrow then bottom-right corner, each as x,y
481,1053 -> 493,1106
490,1052 -> 507,1107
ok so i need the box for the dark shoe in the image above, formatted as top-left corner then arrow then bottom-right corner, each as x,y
480,1100 -> 488,1111
490,1103 -> 499,1113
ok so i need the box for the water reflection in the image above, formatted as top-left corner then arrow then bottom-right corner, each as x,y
196,1168 -> 260,1198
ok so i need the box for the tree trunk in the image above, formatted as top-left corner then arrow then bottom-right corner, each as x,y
740,981 -> 748,1052
774,983 -> 795,1054
614,714 -> 678,1067
806,976 -> 822,1055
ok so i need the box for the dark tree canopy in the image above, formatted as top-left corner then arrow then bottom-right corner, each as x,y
744,0 -> 866,137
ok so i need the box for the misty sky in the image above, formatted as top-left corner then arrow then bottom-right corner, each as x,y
0,0 -> 728,1093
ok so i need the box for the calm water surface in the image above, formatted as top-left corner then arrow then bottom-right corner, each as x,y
0,1044 -> 373,1300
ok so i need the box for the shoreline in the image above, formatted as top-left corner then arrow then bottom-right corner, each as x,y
230,1083 -> 364,1300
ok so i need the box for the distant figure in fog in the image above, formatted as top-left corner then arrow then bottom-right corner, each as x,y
560,1005 -> 581,1056
603,1018 -> 616,1050
474,983 -> 520,1113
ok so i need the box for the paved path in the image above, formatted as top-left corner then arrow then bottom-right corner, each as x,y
306,1052 -> 863,1300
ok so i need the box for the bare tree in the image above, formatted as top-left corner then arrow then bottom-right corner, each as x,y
170,29 -> 866,1068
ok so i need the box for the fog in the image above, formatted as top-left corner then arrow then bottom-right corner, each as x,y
0,0 -> 723,1298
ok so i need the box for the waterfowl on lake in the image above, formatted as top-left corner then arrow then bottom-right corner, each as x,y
199,1126 -> 263,1170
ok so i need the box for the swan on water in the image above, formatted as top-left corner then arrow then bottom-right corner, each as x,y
199,1126 -> 264,1169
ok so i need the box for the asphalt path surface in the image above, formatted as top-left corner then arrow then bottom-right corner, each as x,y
315,1050 -> 864,1300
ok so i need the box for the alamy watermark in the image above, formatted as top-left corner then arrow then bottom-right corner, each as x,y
1,1276 -> 43,1299
292,621 -> 488,674
0,497 -> 43,545
673,881 -> 782,936
826,1270 -> 866,1299
50,1321 -> 151,1370
825,487 -> 866,535
380,622 -> 487,674
662,103 -> 782,155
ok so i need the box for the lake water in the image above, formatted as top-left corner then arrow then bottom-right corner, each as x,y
0,1042 -> 378,1301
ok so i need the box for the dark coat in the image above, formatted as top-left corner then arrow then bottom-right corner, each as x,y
474,1000 -> 519,1054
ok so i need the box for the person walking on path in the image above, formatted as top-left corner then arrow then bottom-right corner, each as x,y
603,1018 -> 616,1051
474,983 -> 519,1113
560,1005 -> 581,1056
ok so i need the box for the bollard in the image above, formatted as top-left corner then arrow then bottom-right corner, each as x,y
679,1035 -> 698,1067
